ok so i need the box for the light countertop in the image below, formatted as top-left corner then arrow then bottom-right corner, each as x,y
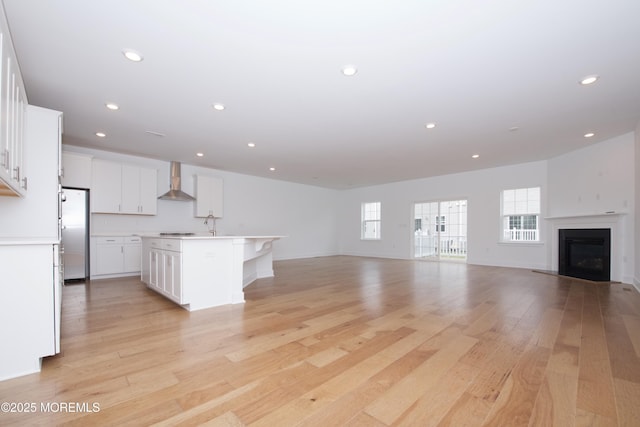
0,237 -> 60,246
138,234 -> 283,240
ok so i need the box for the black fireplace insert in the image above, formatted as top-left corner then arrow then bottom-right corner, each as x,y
558,228 -> 610,281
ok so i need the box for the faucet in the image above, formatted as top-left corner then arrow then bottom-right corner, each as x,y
204,214 -> 217,236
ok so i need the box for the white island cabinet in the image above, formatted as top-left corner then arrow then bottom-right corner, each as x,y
141,235 -> 281,311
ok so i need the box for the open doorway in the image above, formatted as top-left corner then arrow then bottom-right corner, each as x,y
413,200 -> 467,261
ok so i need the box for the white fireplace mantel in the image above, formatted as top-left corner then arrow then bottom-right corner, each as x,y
545,211 -> 627,220
545,212 -> 628,282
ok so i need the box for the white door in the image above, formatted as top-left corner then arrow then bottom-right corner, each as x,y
413,200 -> 467,260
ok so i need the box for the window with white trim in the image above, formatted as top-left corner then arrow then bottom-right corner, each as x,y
361,202 -> 381,240
501,187 -> 540,242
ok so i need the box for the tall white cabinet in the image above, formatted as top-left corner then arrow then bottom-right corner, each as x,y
0,106 -> 63,380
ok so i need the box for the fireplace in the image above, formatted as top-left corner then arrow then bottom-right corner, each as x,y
558,228 -> 610,281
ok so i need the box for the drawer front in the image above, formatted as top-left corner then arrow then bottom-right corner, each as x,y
125,236 -> 142,244
149,239 -> 162,249
96,236 -> 124,245
161,239 -> 181,252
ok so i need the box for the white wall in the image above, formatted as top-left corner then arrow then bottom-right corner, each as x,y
547,132 -> 635,284
547,133 -> 634,217
635,123 -> 640,289
337,160 -> 549,270
62,146 -> 339,260
337,132 -> 636,282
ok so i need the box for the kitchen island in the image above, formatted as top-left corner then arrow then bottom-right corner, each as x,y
140,235 -> 281,311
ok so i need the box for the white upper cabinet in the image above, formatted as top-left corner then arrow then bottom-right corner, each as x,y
61,152 -> 92,188
91,160 -> 121,213
0,14 -> 28,197
194,174 -> 223,218
121,164 -> 157,215
91,159 -> 157,215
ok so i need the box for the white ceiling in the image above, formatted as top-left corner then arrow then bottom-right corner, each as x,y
3,0 -> 640,189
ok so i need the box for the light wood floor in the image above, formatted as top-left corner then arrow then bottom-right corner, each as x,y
1,256 -> 639,426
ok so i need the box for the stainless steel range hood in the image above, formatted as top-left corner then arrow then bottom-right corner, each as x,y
158,161 -> 195,201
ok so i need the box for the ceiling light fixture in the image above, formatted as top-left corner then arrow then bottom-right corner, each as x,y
341,65 -> 358,76
269,167 -> 276,171
95,132 -> 106,138
196,152 -> 204,157
472,154 -> 480,159
122,49 -> 143,62
580,75 -> 599,85
247,142 -> 256,148
212,103 -> 225,111
105,103 -> 119,110
584,132 -> 595,138
425,123 -> 436,129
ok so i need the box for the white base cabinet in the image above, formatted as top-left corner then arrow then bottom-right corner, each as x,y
92,236 -> 142,279
0,243 -> 59,381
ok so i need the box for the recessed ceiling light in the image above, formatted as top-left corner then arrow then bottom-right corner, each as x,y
269,167 -> 276,171
425,123 -> 436,129
341,65 -> 358,76
95,132 -> 106,138
580,75 -> 599,85
105,103 -> 119,111
247,142 -> 256,148
212,103 -> 225,111
122,49 -> 143,62
584,132 -> 595,138
472,154 -> 480,158
509,126 -> 519,132
196,152 -> 204,157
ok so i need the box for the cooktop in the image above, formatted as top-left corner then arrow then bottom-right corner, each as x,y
159,232 -> 195,236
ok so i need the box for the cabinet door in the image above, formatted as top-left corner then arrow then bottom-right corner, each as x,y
121,165 -> 157,215
171,252 -> 182,302
123,242 -> 141,273
61,152 -> 92,188
0,48 -> 28,196
120,164 -> 139,214
91,160 -> 122,213
95,242 -> 124,275
164,252 -> 181,302
163,252 -> 173,295
138,167 -> 157,215
149,250 -> 160,289
0,245 -> 55,379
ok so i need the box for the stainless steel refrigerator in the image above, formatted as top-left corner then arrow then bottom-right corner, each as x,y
61,188 -> 89,280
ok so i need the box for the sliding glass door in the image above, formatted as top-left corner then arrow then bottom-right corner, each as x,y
413,200 -> 467,261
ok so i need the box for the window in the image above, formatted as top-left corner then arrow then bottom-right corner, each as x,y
361,202 -> 381,240
501,187 -> 540,242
